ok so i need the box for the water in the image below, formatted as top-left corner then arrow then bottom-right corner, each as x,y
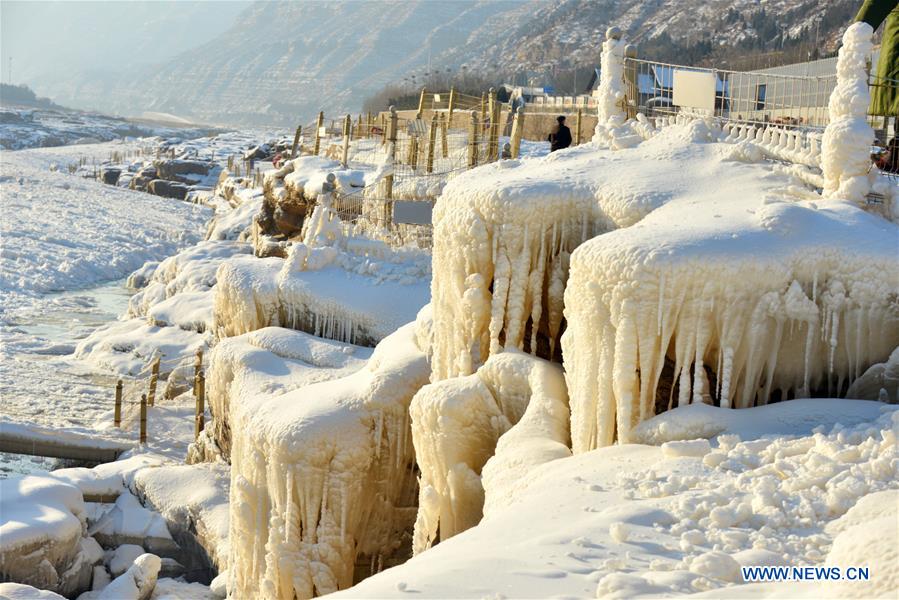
0,279 -> 133,478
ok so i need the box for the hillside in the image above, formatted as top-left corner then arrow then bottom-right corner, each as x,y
37,0 -> 861,127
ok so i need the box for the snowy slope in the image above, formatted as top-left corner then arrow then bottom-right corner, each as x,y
0,143 -> 210,438
334,400 -> 898,599
1,144 -> 210,312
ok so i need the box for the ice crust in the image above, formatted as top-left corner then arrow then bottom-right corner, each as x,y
227,323 -> 430,598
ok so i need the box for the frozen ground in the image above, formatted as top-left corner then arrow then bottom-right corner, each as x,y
0,142 -> 211,465
335,399 -> 898,599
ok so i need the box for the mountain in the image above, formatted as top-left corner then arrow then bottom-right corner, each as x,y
30,0 -> 862,128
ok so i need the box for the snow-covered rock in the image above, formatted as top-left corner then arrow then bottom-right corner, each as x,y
0,476 -> 100,596
227,322 -> 430,598
204,326 -> 371,459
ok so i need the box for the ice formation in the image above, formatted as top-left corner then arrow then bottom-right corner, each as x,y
594,29 -> 627,134
213,242 -> 430,346
429,156 -> 603,380
821,22 -> 875,206
332,400 -> 898,600
563,186 -> 899,450
411,351 -> 568,553
204,326 -> 371,459
227,323 -> 430,599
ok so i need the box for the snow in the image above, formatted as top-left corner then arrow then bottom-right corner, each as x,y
205,326 -> 372,459
0,475 -> 100,595
213,243 -> 430,346
79,552 -> 161,600
332,400 -> 898,599
227,322 -> 430,598
131,462 -> 231,570
0,583 -> 65,599
0,146 -> 209,312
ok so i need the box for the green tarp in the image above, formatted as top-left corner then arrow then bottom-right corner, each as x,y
855,0 -> 899,116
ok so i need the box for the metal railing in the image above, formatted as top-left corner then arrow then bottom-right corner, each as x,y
623,57 -> 898,135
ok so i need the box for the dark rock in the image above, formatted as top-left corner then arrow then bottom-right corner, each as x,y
154,159 -> 211,181
148,179 -> 189,200
100,168 -> 121,186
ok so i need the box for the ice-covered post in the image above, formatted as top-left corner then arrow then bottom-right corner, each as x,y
447,86 -> 456,125
575,107 -> 583,145
468,110 -> 479,168
193,348 -> 203,397
821,22 -> 875,206
385,106 -> 398,199
510,108 -> 525,158
440,113 -> 449,158
313,111 -> 324,156
341,114 -> 352,168
147,356 -> 160,407
593,26 -> 628,141
427,113 -> 438,173
195,370 -> 205,441
140,394 -> 147,444
488,87 -> 501,162
418,87 -> 427,116
114,379 -> 123,427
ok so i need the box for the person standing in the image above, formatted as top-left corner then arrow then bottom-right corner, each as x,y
548,115 -> 572,152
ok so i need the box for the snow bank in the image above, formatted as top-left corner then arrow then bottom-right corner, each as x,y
132,462 -> 230,572
332,401 -> 898,599
562,126 -> 899,450
228,323 -> 430,598
0,475 -> 100,596
411,351 -> 568,553
821,22 -> 875,206
0,583 -> 65,599
213,244 -> 429,346
204,326 -> 371,459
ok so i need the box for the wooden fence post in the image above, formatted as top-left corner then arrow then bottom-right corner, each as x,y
468,110 -> 479,169
447,86 -> 456,127
290,125 -> 302,158
114,379 -> 122,427
408,137 -> 419,170
380,113 -> 386,146
342,114 -> 352,168
480,92 -> 487,130
313,111 -> 324,156
440,113 -> 449,158
385,106 -> 398,199
511,109 -> 525,159
147,356 -> 160,407
193,348 -> 203,397
140,394 -> 147,444
576,108 -> 583,145
427,113 -> 438,173
488,87 -> 500,162
195,370 -> 205,441
418,87 -> 427,116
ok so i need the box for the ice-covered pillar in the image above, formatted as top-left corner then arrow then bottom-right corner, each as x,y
593,26 -> 627,141
821,22 -> 875,206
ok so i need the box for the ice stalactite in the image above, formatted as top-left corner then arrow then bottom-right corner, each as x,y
821,22 -> 875,206
430,169 -> 601,381
411,351 -> 568,554
228,324 -> 430,599
562,198 -> 899,453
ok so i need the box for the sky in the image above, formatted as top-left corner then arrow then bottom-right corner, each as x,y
1,1 -> 250,89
